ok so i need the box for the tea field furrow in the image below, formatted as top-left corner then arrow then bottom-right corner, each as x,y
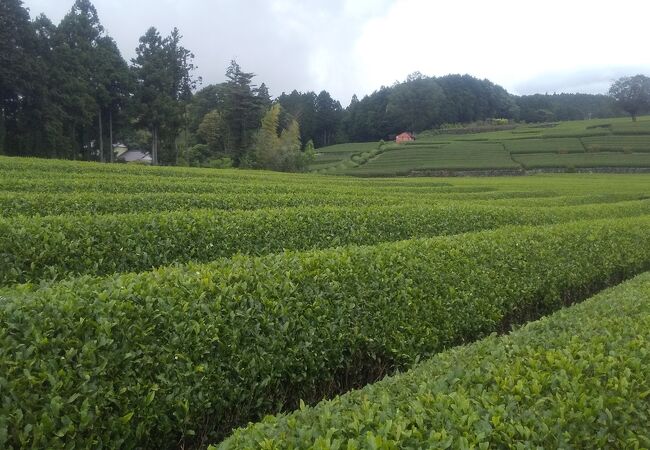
219,271 -> 650,449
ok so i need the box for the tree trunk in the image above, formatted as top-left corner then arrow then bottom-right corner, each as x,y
71,123 -> 76,160
156,127 -> 159,165
99,109 -> 104,163
151,126 -> 159,165
0,107 -> 5,155
109,110 -> 114,163
151,127 -> 156,165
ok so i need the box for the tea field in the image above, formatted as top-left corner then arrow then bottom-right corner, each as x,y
313,115 -> 650,175
1,155 -> 650,448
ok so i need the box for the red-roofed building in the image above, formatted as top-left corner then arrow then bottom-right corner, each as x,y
396,132 -> 414,143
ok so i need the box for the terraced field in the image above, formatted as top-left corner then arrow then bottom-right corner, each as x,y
311,142 -> 380,169
314,116 -> 650,176
1,155 -> 650,448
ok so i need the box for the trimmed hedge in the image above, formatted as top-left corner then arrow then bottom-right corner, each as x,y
0,189 -> 566,218
2,191 -> 644,217
0,175 -> 490,196
218,272 -> 650,449
2,217 -> 650,448
0,191 -> 392,217
3,201 -> 650,286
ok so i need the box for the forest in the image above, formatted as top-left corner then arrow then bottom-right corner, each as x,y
0,0 -> 629,169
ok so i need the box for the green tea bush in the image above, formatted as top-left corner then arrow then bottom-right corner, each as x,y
504,138 -> 584,155
219,271 -> 650,449
3,201 -> 650,286
2,217 -> 650,448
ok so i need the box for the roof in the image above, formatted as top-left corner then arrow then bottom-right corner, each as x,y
118,150 -> 152,163
397,132 -> 413,137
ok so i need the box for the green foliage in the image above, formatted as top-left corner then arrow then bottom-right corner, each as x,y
386,77 -> 444,131
504,138 -> 585,154
221,60 -> 266,164
206,156 -> 233,169
516,92 -> 618,123
219,272 -> 650,449
4,199 -> 650,286
582,135 -> 650,152
609,74 -> 650,121
317,116 -> 650,175
314,90 -> 343,147
310,142 -> 379,170
514,152 -> 650,169
2,217 -> 650,448
254,105 -> 310,172
131,27 -> 199,165
197,109 -> 226,154
2,156 -> 650,447
337,142 -> 520,176
344,74 -> 519,141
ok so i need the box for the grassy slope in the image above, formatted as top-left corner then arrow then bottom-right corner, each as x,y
314,116 -> 650,175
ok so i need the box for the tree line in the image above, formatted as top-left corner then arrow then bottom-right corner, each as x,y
0,0 -> 309,169
1,0 -> 649,170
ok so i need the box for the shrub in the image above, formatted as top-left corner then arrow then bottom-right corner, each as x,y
2,217 -> 650,448
3,201 -> 650,286
218,272 -> 650,449
206,157 -> 233,169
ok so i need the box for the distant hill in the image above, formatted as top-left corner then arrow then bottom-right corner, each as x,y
311,116 -> 650,176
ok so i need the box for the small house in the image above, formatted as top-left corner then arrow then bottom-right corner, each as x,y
112,143 -> 129,158
396,132 -> 415,143
117,149 -> 153,164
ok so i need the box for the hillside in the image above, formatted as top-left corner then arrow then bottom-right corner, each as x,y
312,116 -> 650,176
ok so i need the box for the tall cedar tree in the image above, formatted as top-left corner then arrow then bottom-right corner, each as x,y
277,90 -> 318,147
222,60 -> 265,164
314,90 -> 343,147
0,0 -> 34,154
54,0 -> 105,160
132,27 -> 199,164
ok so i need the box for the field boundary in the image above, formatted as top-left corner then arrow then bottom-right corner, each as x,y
404,166 -> 650,177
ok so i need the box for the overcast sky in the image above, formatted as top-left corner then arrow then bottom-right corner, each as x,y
22,0 -> 650,105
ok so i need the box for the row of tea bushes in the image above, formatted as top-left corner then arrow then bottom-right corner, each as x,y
0,173 -> 494,195
3,190 -> 644,218
0,189 -> 571,218
218,272 -> 650,449
0,191 -> 401,218
2,217 -> 650,448
3,201 -> 650,286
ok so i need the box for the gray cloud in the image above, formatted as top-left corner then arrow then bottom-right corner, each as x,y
22,0 -> 389,102
20,0 -> 650,104
513,65 -> 650,96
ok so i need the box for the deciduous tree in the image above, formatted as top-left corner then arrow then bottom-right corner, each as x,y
609,75 -> 650,122
254,104 -> 311,172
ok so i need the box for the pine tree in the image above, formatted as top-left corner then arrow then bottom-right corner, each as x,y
0,0 -> 37,154
132,27 -> 198,164
222,60 -> 264,164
